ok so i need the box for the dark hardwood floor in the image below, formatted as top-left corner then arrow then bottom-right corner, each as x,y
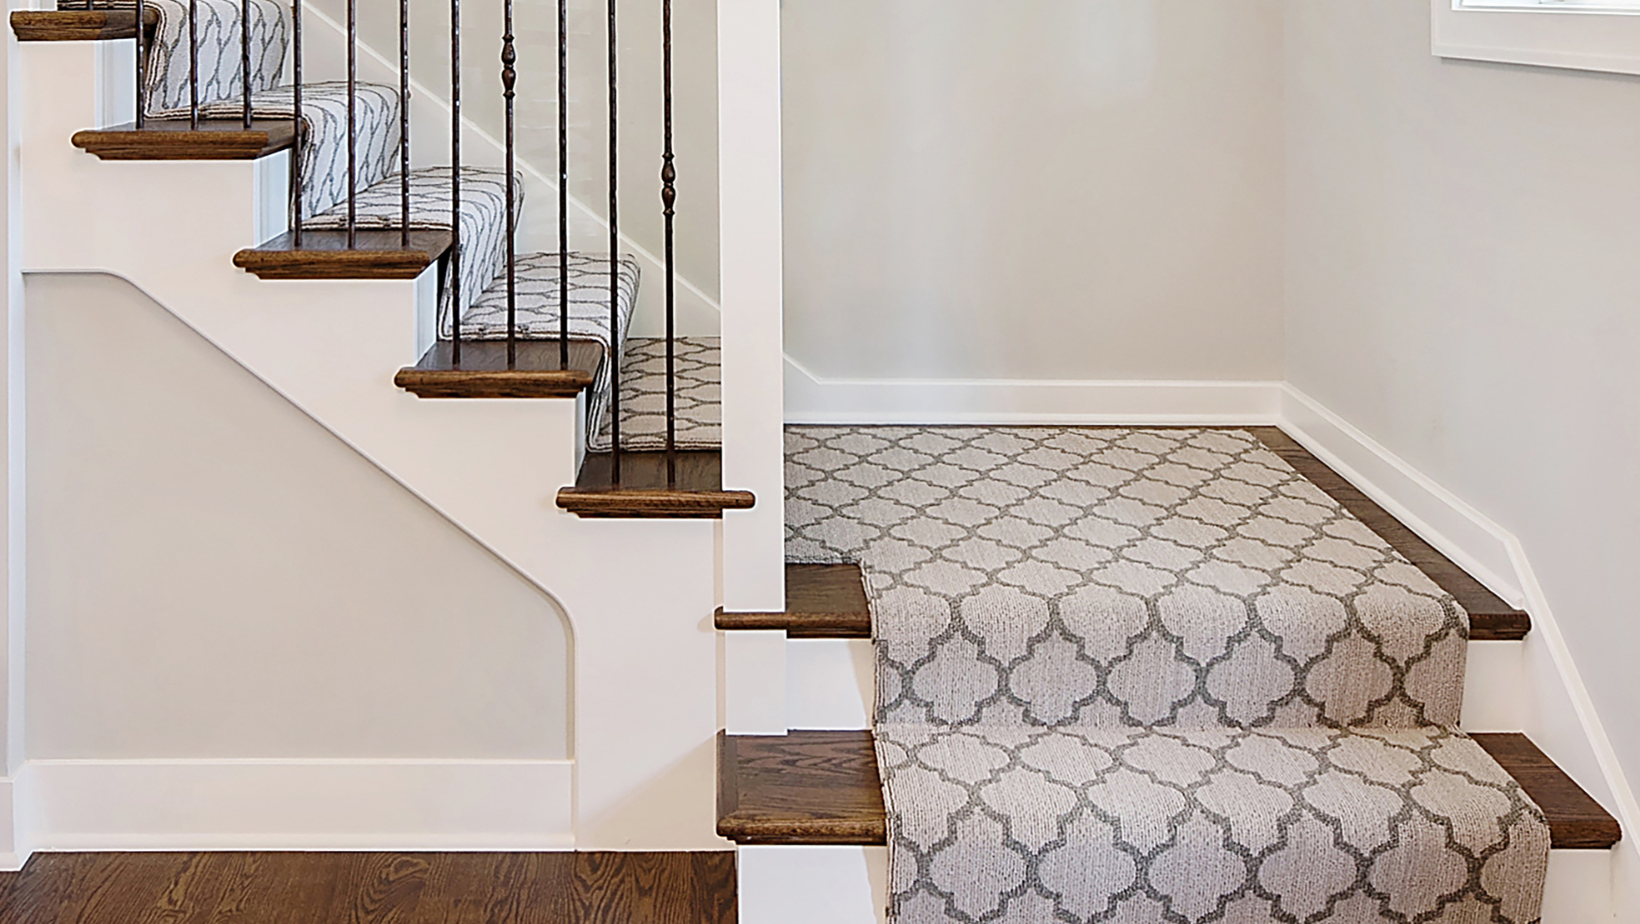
717,730 -> 1620,851
0,852 -> 735,924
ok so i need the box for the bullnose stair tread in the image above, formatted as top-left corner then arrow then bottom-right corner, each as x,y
557,451 -> 755,520
73,119 -> 296,161
1472,732 -> 1624,849
718,729 -> 1620,850
715,563 -> 870,637
396,340 -> 602,399
1246,427 -> 1529,641
11,8 -> 156,41
234,229 -> 454,280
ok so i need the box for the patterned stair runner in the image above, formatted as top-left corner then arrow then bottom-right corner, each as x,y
786,426 -> 1549,924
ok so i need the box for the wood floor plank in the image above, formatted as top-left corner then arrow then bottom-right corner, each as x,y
0,853 -> 731,924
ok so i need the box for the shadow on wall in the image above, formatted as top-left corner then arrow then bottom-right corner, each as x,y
23,272 -> 573,761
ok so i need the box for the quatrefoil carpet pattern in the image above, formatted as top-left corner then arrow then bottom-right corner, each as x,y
785,427 -> 1549,924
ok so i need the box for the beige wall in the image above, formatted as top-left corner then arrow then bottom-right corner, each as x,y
780,0 -> 1286,381
24,273 -> 570,759
1284,2 -> 1640,780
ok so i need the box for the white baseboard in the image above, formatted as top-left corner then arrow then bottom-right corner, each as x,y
783,358 -> 1281,425
4,757 -> 574,864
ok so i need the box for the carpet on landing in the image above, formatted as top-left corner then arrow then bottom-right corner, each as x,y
785,426 -> 1548,924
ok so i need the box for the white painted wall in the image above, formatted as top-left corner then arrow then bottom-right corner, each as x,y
1284,0 -> 1640,829
24,272 -> 571,760
780,0 -> 1285,383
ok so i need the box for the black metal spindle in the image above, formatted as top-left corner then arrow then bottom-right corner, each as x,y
188,0 -> 199,129
450,0 -> 462,364
241,0 -> 252,127
292,0 -> 304,245
607,0 -> 620,480
346,0 -> 358,247
502,0 -> 517,368
557,0 -> 568,368
660,0 -> 676,485
399,0 -> 410,246
134,0 -> 146,129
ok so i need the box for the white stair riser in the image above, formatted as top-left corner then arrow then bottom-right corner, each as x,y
737,845 -> 1611,924
781,638 -> 1530,733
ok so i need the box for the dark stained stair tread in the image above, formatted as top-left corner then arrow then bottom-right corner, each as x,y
73,119 -> 295,160
715,563 -> 870,638
1247,429 -> 1530,641
558,451 -> 755,520
717,730 -> 885,845
11,8 -> 156,41
234,229 -> 454,280
395,340 -> 602,399
1473,733 -> 1623,849
718,729 -> 1621,850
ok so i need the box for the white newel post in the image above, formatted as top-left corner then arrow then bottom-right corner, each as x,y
718,0 -> 788,733
0,0 -> 24,868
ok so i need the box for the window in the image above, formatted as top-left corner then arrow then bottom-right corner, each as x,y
1432,0 -> 1640,74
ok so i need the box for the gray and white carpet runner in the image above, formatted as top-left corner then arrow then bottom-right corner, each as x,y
786,427 -> 1549,924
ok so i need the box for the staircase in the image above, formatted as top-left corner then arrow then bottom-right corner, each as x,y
716,427 -> 1623,924
9,0 -> 751,855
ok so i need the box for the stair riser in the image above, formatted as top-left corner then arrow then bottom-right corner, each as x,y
780,638 -> 1530,733
737,845 -> 1610,924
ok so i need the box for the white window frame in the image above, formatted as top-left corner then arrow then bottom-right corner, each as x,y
1432,0 -> 1640,75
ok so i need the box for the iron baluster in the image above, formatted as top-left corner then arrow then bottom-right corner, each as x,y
241,0 -> 252,127
608,0 -> 619,481
292,0 -> 303,245
188,0 -> 198,129
661,0 -> 676,484
400,0 -> 411,246
134,0 -> 146,128
346,0 -> 357,248
450,0 -> 462,365
558,0 -> 568,368
502,0 -> 516,367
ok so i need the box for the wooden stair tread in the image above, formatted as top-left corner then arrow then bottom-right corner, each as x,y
73,119 -> 295,161
717,730 -> 885,845
234,229 -> 454,280
11,8 -> 156,41
557,451 -> 755,520
1246,427 -> 1530,641
1473,732 -> 1623,849
395,340 -> 601,399
718,729 -> 1620,850
715,563 -> 870,638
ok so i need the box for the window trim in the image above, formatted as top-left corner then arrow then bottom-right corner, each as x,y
1432,0 -> 1640,75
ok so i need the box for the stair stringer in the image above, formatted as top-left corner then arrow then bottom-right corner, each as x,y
17,40 -> 725,852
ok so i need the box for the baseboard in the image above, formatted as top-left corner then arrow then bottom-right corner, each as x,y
1278,383 -> 1640,921
783,358 -> 1282,425
6,757 -> 574,861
